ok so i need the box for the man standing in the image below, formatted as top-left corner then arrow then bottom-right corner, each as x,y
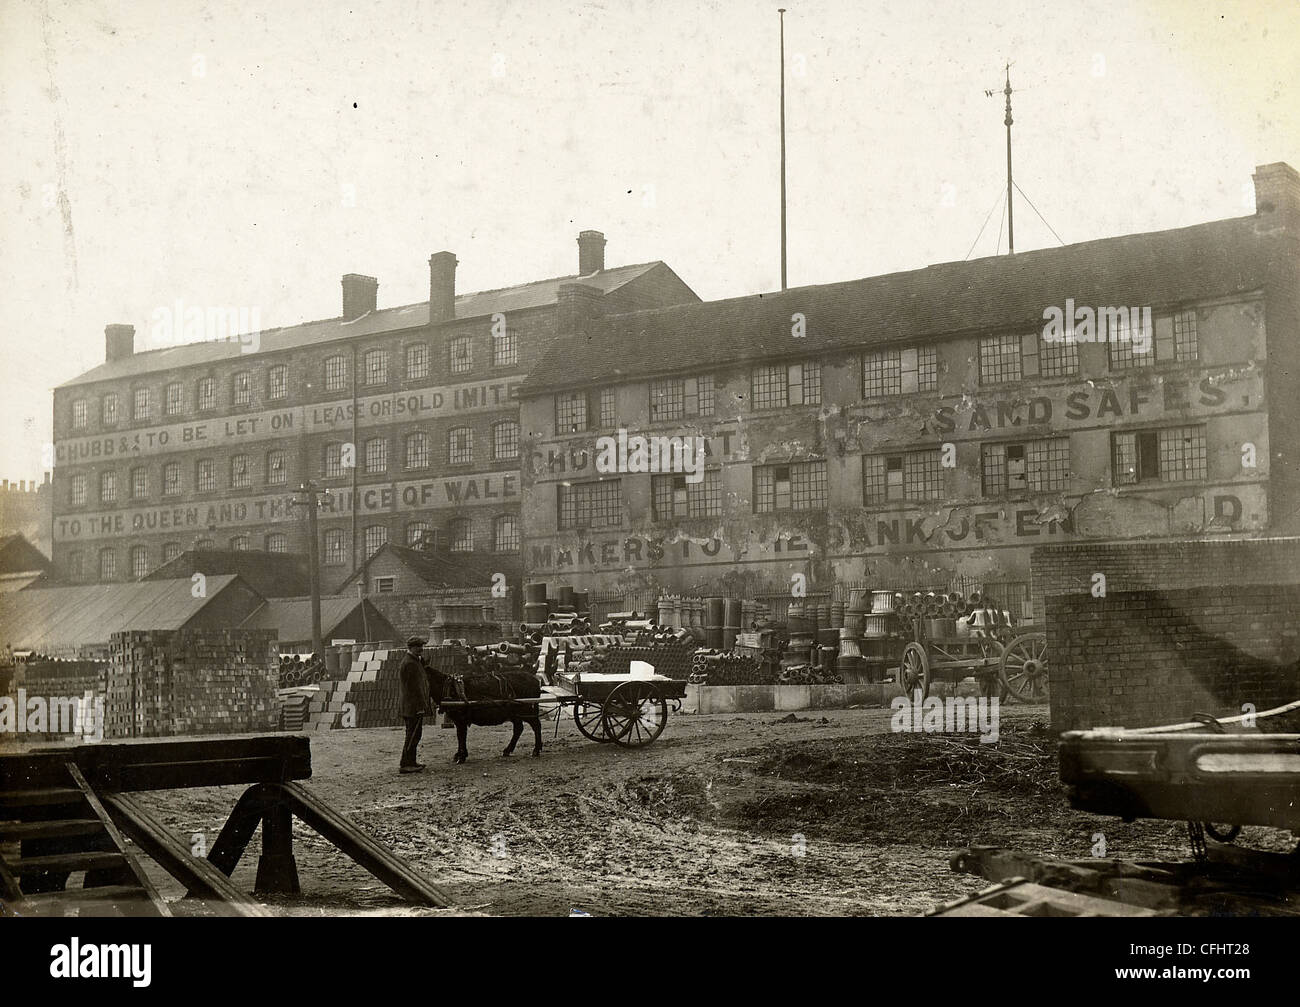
398,636 -> 431,774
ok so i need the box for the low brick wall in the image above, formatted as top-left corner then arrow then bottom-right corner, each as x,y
369,589 -> 514,642
1046,587 -> 1300,732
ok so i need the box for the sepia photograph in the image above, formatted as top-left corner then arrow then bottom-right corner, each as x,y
1,0 -> 1297,976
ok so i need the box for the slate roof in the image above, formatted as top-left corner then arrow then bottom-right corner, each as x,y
60,261 -> 668,388
341,542 -> 507,591
143,549 -> 310,598
521,213 -> 1284,393
240,596 -> 395,644
0,575 -> 245,651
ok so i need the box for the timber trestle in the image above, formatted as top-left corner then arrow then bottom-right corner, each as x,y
0,735 -> 450,917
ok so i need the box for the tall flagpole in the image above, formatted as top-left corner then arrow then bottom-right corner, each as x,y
1003,63 -> 1014,255
779,8 -> 788,290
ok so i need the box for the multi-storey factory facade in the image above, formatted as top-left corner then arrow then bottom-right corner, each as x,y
517,164 -> 1300,611
50,232 -> 699,589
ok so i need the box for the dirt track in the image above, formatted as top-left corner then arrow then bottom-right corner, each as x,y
126,702 -> 1234,916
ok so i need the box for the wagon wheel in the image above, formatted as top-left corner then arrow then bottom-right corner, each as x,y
573,701 -> 612,743
999,632 -> 1049,703
899,642 -> 929,701
601,682 -> 668,748
1203,822 -> 1241,844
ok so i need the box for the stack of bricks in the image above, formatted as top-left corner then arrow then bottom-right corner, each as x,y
1046,586 -> 1300,732
5,659 -> 107,743
167,629 -> 278,736
304,646 -> 409,731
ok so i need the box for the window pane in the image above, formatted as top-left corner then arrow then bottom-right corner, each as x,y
649,379 -> 685,422
863,350 -> 902,398
558,480 -> 622,529
1173,309 -> 1198,362
493,514 -> 519,551
492,421 -> 519,461
406,344 -> 429,380
1157,425 -> 1207,482
979,334 -> 1022,385
556,391 -> 588,432
493,327 -> 518,367
450,337 -> 472,374
751,364 -> 787,410
449,427 -> 473,465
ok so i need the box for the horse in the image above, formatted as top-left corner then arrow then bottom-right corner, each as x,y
425,661 -> 543,764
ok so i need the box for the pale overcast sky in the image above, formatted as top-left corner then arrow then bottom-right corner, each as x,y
1,0 -> 1297,479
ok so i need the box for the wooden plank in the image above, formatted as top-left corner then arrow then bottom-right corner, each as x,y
0,819 -> 103,842
65,763 -> 171,918
0,788 -> 86,808
11,851 -> 126,874
100,791 -> 271,918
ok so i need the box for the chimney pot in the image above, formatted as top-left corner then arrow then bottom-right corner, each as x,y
105,324 -> 135,362
429,251 -> 458,324
577,230 -> 606,275
341,273 -> 378,321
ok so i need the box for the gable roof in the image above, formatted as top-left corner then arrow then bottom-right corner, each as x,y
0,534 -> 51,575
143,548 -> 310,598
59,261 -> 672,388
340,542 -> 508,591
521,213 -> 1286,393
0,575 -> 247,652
239,595 -> 396,644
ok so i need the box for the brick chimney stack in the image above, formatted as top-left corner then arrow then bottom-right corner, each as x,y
105,324 -> 135,362
577,230 -> 606,275
1252,162 -> 1300,231
556,282 -> 604,338
429,251 -> 458,324
341,273 -> 378,321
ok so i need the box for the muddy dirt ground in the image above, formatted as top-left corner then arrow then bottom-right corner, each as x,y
121,702 -> 1278,916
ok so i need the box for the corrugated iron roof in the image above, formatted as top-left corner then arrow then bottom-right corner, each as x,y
521,214 -> 1281,393
59,262 -> 665,388
0,575 -> 243,652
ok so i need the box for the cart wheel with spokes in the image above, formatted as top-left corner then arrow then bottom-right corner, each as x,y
899,642 -> 930,701
574,701 -> 612,742
601,682 -> 669,748
999,632 -> 1049,703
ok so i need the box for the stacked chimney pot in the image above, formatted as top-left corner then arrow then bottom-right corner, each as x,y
429,251 -> 458,324
341,273 -> 379,321
577,229 -> 606,275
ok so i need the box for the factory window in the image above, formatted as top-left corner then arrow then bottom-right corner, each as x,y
163,463 -> 181,496
557,479 -> 622,530
373,576 -> 396,594
232,371 -> 252,406
407,521 -> 432,547
162,542 -> 181,563
230,454 -> 251,489
131,546 -> 149,579
364,437 -> 388,475
698,376 -> 716,417
751,361 -> 820,410
979,333 -> 1022,385
1112,425 -> 1207,486
448,519 -> 473,553
753,460 -> 826,513
363,349 -> 388,386
323,442 -> 346,479
68,551 -> 84,582
268,365 -> 288,400
130,466 -> 148,500
99,548 -> 116,580
102,393 -> 119,425
266,450 -> 286,486
324,355 -> 348,392
1106,312 -> 1154,370
266,533 -> 287,554
448,427 -> 473,465
598,387 -> 617,428
197,377 -> 215,411
492,420 -> 519,461
492,325 -> 518,367
650,377 -> 713,423
70,474 -> 87,506
72,400 -> 88,430
323,529 -> 346,566
406,343 -> 429,380
100,471 -> 118,504
133,388 -> 150,421
450,336 -> 473,375
404,432 -> 430,470
363,524 -> 388,557
194,538 -> 214,550
1037,331 -> 1079,379
651,469 -> 722,521
229,535 -> 248,552
494,514 -> 520,552
164,382 -> 183,417
863,450 -> 945,504
981,437 -> 1071,495
862,348 -> 939,399
1173,309 -> 1199,363
555,390 -> 589,432
196,458 -> 216,493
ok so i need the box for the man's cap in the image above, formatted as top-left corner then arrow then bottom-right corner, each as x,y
406,636 -> 427,648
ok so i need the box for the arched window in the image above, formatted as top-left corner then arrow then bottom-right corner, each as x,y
492,420 -> 519,461
130,545 -> 149,579
99,548 -> 116,581
323,528 -> 346,566
407,521 -> 431,547
266,533 -> 288,554
405,432 -> 429,470
364,524 -> 388,557
162,542 -> 181,563
493,514 -> 519,552
448,518 -> 473,553
448,427 -> 473,465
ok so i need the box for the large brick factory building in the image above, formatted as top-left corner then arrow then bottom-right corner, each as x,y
49,232 -> 699,590
517,163 -> 1300,612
